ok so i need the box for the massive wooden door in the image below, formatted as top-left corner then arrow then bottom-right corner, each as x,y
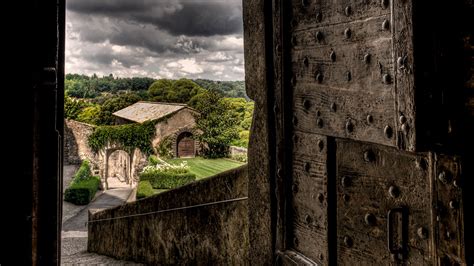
267,0 -> 471,265
177,132 -> 195,158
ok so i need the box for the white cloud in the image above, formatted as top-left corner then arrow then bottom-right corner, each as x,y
177,58 -> 204,74
232,66 -> 245,74
206,52 -> 233,62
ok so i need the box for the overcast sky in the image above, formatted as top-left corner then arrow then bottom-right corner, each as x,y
66,0 -> 244,81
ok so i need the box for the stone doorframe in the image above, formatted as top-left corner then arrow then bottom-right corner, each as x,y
168,127 -> 199,158
100,146 -> 134,190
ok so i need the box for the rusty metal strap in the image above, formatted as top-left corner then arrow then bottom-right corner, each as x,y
86,197 -> 248,224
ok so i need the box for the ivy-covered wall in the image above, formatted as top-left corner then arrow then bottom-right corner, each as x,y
88,120 -> 157,155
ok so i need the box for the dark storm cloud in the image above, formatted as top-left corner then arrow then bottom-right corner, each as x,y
66,0 -> 245,80
83,51 -> 144,68
67,0 -> 242,37
70,13 -> 211,55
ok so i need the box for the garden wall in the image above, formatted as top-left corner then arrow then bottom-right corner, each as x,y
64,119 -> 97,165
88,165 -> 249,264
230,146 -> 248,156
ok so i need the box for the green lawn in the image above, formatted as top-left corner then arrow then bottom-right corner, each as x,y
153,189 -> 168,195
165,157 -> 245,180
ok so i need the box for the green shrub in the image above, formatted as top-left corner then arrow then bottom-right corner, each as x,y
64,176 -> 100,205
74,160 -> 92,182
148,155 -> 160,166
136,181 -> 154,199
140,172 -> 196,189
231,154 -> 248,163
231,130 -> 250,148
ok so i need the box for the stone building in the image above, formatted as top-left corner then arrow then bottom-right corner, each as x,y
63,102 -> 200,190
113,101 -> 200,158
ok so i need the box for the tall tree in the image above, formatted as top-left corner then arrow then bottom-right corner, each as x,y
64,94 -> 85,120
148,78 -> 204,103
97,93 -> 142,125
193,90 -> 239,158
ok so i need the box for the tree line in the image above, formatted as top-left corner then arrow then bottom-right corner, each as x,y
65,74 -> 246,99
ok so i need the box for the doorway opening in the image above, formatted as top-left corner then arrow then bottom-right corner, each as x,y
62,0 -> 249,263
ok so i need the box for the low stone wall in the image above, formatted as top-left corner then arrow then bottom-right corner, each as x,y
230,146 -> 248,156
88,165 -> 249,264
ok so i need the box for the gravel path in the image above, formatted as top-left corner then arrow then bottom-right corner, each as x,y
61,164 -> 141,265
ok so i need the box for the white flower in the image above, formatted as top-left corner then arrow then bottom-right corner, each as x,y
140,160 -> 189,174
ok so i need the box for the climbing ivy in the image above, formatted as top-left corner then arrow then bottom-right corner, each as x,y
157,136 -> 173,159
88,120 -> 157,154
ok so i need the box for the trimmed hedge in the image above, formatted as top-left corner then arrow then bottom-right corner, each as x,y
136,181 -> 154,199
140,172 -> 196,189
64,160 -> 100,205
64,175 -> 100,205
75,160 -> 92,181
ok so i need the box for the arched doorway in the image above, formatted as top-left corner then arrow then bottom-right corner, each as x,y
103,148 -> 134,190
176,132 -> 195,158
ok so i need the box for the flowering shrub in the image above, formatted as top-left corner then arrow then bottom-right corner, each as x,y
231,154 -> 248,163
139,159 -> 195,189
141,160 -> 189,175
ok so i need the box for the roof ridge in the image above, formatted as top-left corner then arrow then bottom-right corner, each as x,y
112,101 -> 196,123
137,101 -> 188,107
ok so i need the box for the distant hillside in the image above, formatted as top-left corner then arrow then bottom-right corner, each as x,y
192,79 -> 247,99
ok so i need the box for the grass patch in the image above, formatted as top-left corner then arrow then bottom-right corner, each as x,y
165,157 -> 244,179
154,189 -> 168,195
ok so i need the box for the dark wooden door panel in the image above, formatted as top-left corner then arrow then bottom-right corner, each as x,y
178,137 -> 194,157
277,250 -> 318,265
290,0 -> 390,27
336,139 -> 432,265
266,0 -> 470,264
290,0 -> 398,149
291,131 -> 328,264
433,154 -> 465,265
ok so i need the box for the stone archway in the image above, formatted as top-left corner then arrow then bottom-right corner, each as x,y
103,147 -> 133,190
168,127 -> 199,158
176,131 -> 195,158
100,146 -> 134,190
96,144 -> 147,191
106,149 -> 131,189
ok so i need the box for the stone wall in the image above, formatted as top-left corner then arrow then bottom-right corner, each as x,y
230,146 -> 248,156
243,0 -> 273,263
152,108 -> 197,149
88,166 -> 249,265
64,119 -> 97,165
130,148 -> 147,185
